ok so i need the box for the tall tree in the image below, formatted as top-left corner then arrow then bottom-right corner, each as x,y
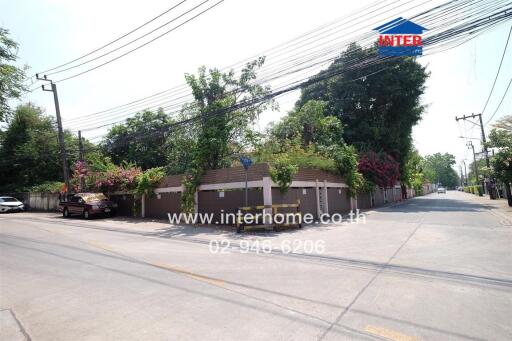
185,57 -> 275,171
298,43 -> 429,174
422,153 -> 459,188
0,28 -> 27,122
487,116 -> 512,205
269,100 -> 343,149
102,109 -> 172,170
0,103 -> 79,191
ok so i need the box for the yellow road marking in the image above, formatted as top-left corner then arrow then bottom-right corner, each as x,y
87,241 -> 120,254
151,262 -> 224,286
365,325 -> 422,341
36,225 -> 225,287
88,243 -> 224,286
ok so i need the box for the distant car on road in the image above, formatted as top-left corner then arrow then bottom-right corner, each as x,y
437,187 -> 446,194
59,193 -> 117,219
0,196 -> 25,213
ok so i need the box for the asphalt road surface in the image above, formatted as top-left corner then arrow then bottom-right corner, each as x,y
1,191 -> 511,340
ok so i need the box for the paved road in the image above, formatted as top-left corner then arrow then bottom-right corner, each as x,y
1,191 -> 511,340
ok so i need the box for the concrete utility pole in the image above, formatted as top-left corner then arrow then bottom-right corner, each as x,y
78,130 -> 85,192
37,74 -> 70,196
462,160 -> 468,186
456,113 -> 495,198
466,141 -> 481,190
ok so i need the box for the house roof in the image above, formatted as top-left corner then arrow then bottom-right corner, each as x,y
374,17 -> 427,34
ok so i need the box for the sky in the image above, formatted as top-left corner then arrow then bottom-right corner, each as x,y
1,0 -> 511,171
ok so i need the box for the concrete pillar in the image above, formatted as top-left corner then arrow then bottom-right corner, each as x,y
315,179 -> 321,217
194,191 -> 199,213
323,180 -> 329,214
350,197 -> 357,211
141,194 -> 145,218
262,177 -> 273,223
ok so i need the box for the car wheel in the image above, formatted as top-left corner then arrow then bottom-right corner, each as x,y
83,209 -> 90,219
63,208 -> 70,218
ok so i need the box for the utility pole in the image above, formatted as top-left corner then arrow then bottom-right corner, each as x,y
467,141 -> 481,191
462,160 -> 468,186
36,74 -> 70,196
459,165 -> 463,187
456,113 -> 495,198
78,130 -> 85,192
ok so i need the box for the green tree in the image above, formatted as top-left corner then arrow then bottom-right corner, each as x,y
269,100 -> 343,149
298,43 -> 429,174
422,153 -> 459,188
185,57 -> 275,171
102,109 -> 172,170
0,103 -> 79,191
1,28 -> 27,122
178,58 -> 275,212
487,117 -> 512,205
402,148 -> 425,194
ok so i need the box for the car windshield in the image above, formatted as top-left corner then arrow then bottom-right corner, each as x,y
0,197 -> 20,203
81,193 -> 107,203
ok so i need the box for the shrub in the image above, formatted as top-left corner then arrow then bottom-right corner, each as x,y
270,156 -> 299,193
29,181 -> 64,193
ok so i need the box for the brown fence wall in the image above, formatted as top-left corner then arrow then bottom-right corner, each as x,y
272,187 -> 317,218
109,194 -> 135,217
328,188 -> 350,214
357,192 -> 372,209
374,188 -> 385,206
145,192 -> 181,219
198,189 -> 263,223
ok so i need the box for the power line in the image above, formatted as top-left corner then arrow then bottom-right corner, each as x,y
46,0 -> 210,77
484,77 -> 512,126
62,0 -> 414,124
65,0 -> 462,128
54,0 -> 225,83
34,0 -> 189,76
480,25 -> 512,114
70,0 -> 512,131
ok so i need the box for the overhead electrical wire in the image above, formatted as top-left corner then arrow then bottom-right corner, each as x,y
480,25 -> 512,115
67,0 -> 447,130
69,0 -> 504,129
53,0 -> 225,83
484,77 -> 512,126
33,0 -> 190,76
88,0 -> 512,150
45,0 -> 209,77
71,0 -> 508,131
63,0 -> 414,124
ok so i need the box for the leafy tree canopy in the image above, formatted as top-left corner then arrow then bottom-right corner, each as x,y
0,28 -> 27,122
298,43 -> 429,174
422,152 -> 459,188
487,116 -> 512,185
102,109 -> 172,170
0,103 -> 80,191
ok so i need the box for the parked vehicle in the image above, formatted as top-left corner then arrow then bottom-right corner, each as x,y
58,193 -> 117,219
0,196 -> 25,213
437,187 -> 446,194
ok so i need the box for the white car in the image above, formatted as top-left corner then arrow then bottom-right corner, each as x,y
0,196 -> 25,213
437,187 -> 446,194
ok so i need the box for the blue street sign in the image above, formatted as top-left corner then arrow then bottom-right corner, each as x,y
239,156 -> 252,170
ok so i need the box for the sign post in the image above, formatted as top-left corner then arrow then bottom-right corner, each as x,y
239,156 -> 253,207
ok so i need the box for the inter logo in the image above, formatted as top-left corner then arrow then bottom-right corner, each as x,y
374,17 -> 427,56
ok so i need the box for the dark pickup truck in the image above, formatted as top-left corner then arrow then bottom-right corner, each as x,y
58,193 -> 117,219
